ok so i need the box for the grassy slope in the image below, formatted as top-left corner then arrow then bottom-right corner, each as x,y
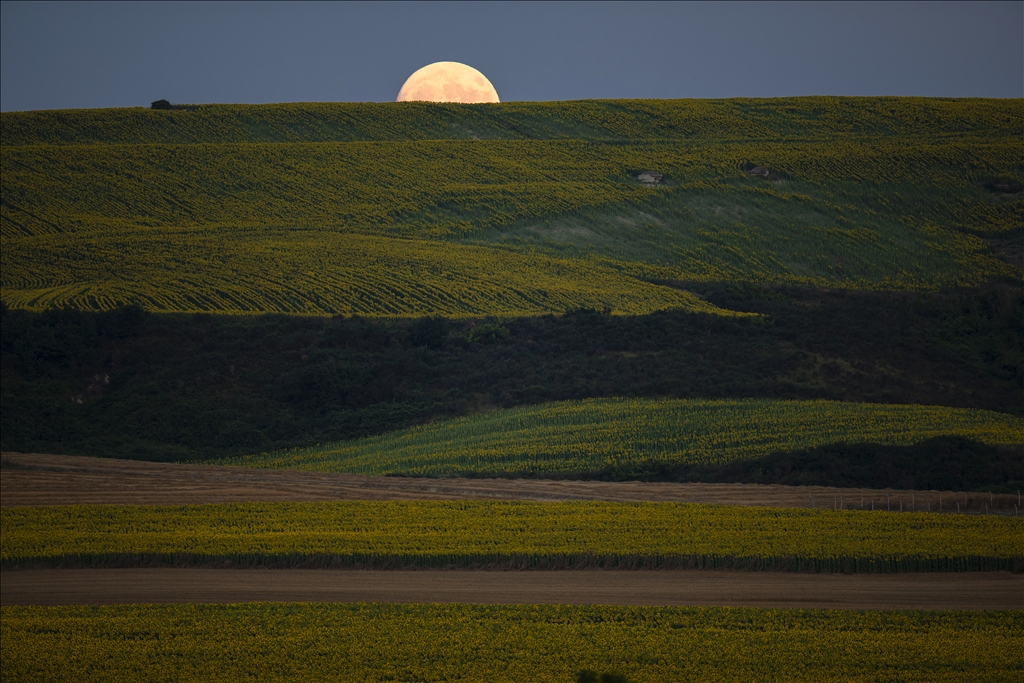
220,398 -> 1023,477
1,230 -> 724,318
458,171 -> 1017,289
2,98 -> 1020,317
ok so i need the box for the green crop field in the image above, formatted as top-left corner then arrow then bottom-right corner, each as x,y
2,98 -> 1020,317
4,68 -> 1024,683
220,398 -> 1024,477
3,603 -> 1020,683
3,500 -> 1021,572
2,98 -> 1022,478
0,230 -> 732,318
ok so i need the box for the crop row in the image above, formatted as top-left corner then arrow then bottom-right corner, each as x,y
0,141 -> 655,239
0,230 -> 728,317
2,138 -> 1018,240
1,138 -> 1018,316
467,186 -> 1017,293
3,102 -> 1019,317
2,603 -> 1022,683
223,398 -> 1024,477
3,500 -> 1020,572
6,602 -> 1015,683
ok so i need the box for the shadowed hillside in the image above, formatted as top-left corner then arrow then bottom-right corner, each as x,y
1,98 -> 1020,488
2,285 -> 1019,465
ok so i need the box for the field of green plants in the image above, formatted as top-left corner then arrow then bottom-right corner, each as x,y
1,230 -> 731,317
3,603 -> 1020,683
4,500 -> 1020,572
3,97 -> 1021,683
221,398 -> 1024,477
2,98 -> 1020,316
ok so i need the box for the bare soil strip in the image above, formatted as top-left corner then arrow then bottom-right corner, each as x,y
3,452 -> 1015,512
3,569 -> 1020,610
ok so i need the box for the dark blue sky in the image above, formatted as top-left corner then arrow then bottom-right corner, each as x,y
2,1 -> 1021,111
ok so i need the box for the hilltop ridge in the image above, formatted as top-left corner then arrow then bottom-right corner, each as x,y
3,97 -> 1021,145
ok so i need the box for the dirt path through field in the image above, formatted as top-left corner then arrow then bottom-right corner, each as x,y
3,569 -> 1020,610
4,452 -> 1014,512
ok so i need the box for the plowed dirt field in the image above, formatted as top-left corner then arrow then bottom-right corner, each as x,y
3,568 -> 1021,610
3,452 -> 1012,512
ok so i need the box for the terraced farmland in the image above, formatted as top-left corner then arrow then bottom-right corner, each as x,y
221,398 -> 1024,477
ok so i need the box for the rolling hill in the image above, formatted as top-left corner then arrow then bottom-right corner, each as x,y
1,97 -> 1021,484
219,397 -> 1023,481
2,98 -> 1020,317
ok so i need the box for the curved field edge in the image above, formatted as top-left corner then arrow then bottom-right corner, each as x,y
219,398 -> 1024,477
0,231 -> 731,318
3,501 -> 1020,573
4,604 -> 1021,683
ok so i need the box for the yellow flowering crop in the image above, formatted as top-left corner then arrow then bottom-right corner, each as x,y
2,603 -> 1021,682
3,500 -> 1020,572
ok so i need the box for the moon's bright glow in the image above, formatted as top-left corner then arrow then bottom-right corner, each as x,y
397,62 -> 500,104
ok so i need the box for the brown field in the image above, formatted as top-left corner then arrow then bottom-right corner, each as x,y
3,568 -> 1021,610
4,452 -> 1019,610
2,452 -> 1015,513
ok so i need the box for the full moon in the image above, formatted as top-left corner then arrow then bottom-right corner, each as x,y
396,62 -> 500,104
